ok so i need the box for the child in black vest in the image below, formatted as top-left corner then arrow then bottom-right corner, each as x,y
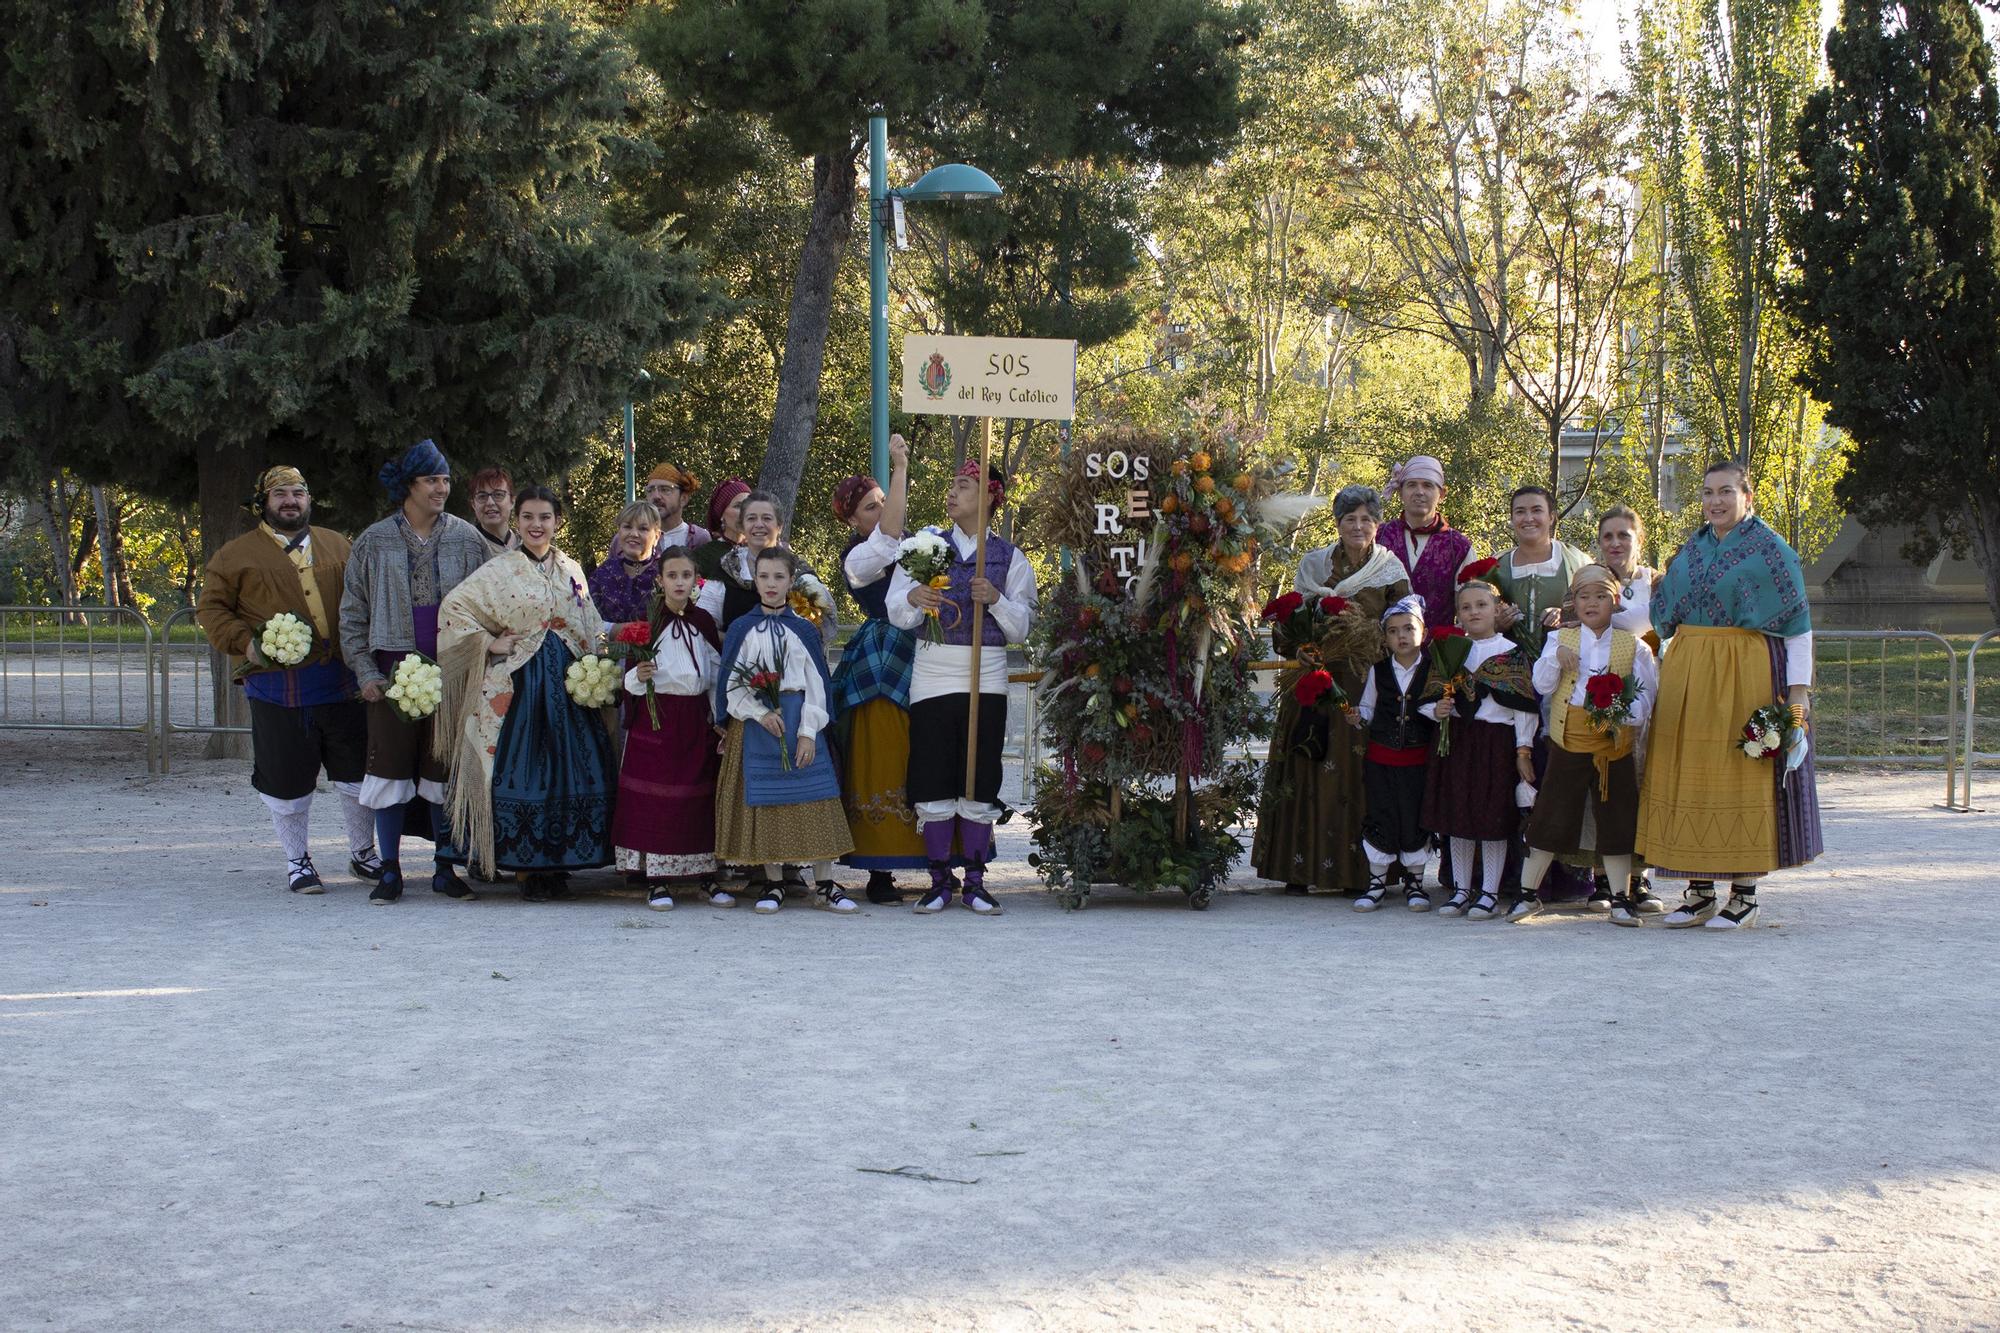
1352,595 -> 1438,910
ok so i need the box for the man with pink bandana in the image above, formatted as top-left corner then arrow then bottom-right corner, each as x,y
1375,455 -> 1480,627
886,458 -> 1038,916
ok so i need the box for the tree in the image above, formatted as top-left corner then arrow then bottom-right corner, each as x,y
633,0 -> 1255,519
1,0 -> 716,567
1784,0 -> 2000,620
1629,0 -> 1822,471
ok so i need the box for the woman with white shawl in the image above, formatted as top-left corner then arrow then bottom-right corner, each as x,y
1252,484 -> 1412,896
433,486 -> 616,901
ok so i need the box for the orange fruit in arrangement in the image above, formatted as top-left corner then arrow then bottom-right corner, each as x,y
1233,472 -> 1254,491
1171,550 -> 1195,573
1194,475 -> 1216,494
1215,496 -> 1235,519
1171,459 -> 1189,476
1189,451 -> 1212,472
1160,494 -> 1179,514
1083,663 -> 1102,679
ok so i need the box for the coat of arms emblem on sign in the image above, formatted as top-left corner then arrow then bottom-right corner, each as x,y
921,352 -> 951,399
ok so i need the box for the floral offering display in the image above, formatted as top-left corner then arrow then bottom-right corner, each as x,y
387,654 -> 444,721
1026,418 -> 1317,909
564,653 -> 620,709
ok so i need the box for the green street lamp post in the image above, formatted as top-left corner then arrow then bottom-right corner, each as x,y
623,368 -> 652,503
867,114 -> 1002,485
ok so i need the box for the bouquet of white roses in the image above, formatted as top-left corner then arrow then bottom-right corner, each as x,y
258,612 -> 313,666
565,653 -> 620,709
234,611 -> 314,679
896,530 -> 954,644
387,654 -> 444,721
789,570 -> 836,631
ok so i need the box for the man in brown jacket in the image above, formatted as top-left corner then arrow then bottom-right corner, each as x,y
196,466 -> 380,894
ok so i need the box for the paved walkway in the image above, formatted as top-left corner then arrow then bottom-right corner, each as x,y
3,740 -> 1994,1330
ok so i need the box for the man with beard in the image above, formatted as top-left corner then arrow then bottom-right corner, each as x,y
339,438 -> 492,904
642,462 -> 712,551
196,467 -> 380,893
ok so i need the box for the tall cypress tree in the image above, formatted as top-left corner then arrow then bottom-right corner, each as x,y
1,1 -> 717,562
1784,0 -> 2000,619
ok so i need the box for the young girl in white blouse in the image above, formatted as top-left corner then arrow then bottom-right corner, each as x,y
711,547 -> 856,914
611,546 -> 730,911
1419,567 -> 1542,920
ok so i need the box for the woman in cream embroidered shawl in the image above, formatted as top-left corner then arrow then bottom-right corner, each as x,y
433,487 -> 615,900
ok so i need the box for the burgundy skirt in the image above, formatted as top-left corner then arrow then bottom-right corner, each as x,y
1421,719 -> 1521,841
611,691 -> 719,856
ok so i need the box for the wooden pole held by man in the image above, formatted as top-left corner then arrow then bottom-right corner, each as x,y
963,417 -> 992,801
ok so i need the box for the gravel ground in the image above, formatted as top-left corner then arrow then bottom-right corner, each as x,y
2,732 -> 1997,1332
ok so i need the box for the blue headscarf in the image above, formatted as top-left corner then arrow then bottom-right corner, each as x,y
379,438 -> 451,503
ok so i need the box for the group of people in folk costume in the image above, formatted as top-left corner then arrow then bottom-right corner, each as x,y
197,434 -> 1038,916
200,437 -> 1817,927
1252,453 -> 1820,928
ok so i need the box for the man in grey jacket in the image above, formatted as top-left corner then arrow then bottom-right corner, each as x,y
339,438 -> 491,904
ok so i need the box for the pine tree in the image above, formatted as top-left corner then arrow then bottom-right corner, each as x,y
0,0 -> 717,563
1784,0 -> 2000,620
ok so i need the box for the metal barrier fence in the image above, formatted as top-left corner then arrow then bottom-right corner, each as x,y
0,604 -> 157,770
1811,630 -> 1961,810
155,606 -> 250,772
0,606 -> 1993,810
1961,629 -> 2000,810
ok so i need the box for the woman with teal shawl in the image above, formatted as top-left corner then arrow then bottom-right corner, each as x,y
1636,461 -> 1822,929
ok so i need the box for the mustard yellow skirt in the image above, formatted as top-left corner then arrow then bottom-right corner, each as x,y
713,720 -> 854,865
1636,625 -> 1779,876
840,697 -> 927,869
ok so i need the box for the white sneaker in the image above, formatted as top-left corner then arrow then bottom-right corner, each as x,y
646,886 -> 674,912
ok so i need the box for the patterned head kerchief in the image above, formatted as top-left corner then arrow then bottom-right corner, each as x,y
244,465 -> 308,514
645,461 -> 700,494
957,458 -> 1007,510
1387,455 -> 1445,492
378,438 -> 450,503
831,474 -> 877,523
1569,563 -> 1624,608
1380,592 -> 1427,630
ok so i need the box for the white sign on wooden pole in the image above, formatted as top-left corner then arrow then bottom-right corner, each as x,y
901,334 -> 1077,420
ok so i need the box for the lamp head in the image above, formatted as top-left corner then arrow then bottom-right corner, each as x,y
900,163 -> 1003,203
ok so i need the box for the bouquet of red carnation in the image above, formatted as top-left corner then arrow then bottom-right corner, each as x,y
1286,667 -> 1351,761
1417,625 -> 1475,755
1582,670 -> 1637,733
731,637 -> 792,770
606,620 -> 660,730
